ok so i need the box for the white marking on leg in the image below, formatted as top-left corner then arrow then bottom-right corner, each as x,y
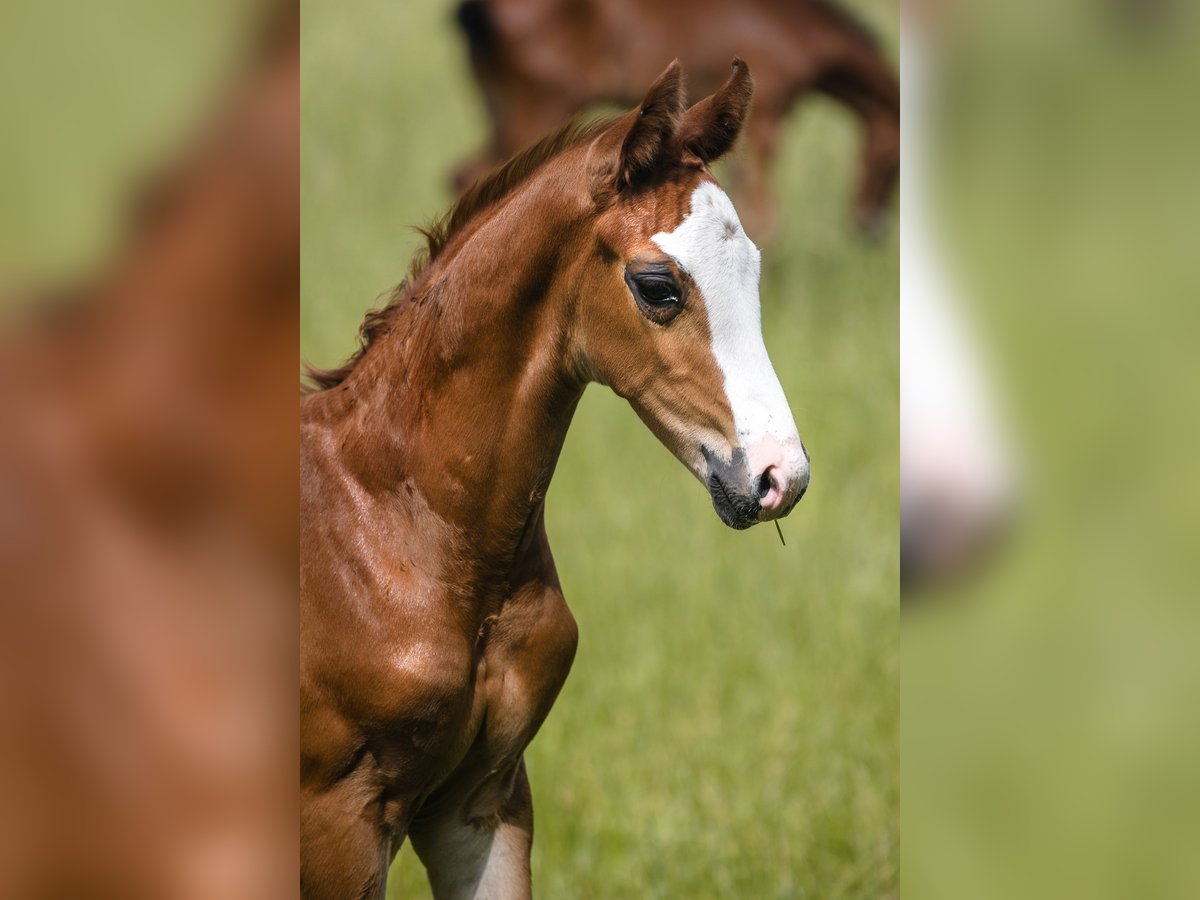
423,820 -> 530,900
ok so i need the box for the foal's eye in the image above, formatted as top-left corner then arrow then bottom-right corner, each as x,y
635,277 -> 679,307
624,264 -> 685,323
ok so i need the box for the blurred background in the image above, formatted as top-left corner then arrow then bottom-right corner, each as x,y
301,0 -> 898,897
0,0 -> 255,289
903,0 -> 1200,897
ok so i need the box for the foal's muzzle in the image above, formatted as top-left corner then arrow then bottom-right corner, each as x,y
703,442 -> 810,530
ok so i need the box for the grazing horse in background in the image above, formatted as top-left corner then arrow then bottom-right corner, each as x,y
454,0 -> 900,237
300,60 -> 810,898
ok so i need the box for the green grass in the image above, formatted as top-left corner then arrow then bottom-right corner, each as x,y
300,0 -> 898,895
0,0 -> 254,289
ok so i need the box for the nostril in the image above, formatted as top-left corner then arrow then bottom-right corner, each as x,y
757,469 -> 774,500
758,468 -> 777,504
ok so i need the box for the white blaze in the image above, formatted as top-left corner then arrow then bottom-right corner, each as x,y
652,182 -> 805,473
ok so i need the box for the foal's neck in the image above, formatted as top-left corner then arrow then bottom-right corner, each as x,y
321,180 -> 589,590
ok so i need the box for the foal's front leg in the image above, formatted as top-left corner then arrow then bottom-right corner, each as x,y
409,759 -> 534,900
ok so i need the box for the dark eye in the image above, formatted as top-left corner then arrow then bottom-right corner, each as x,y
624,264 -> 685,324
634,276 -> 680,308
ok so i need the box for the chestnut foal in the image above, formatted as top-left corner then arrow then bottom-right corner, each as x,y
300,61 -> 810,898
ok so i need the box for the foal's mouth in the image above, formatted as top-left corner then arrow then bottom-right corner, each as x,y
701,444 -> 761,530
707,470 -> 762,530
702,441 -> 808,530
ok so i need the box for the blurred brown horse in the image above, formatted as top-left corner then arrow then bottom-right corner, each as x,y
0,4 -> 297,896
455,0 -> 900,237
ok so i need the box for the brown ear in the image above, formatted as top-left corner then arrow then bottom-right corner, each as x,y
677,58 -> 754,163
616,60 -> 686,189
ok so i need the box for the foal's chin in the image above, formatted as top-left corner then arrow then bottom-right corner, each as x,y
707,474 -> 766,531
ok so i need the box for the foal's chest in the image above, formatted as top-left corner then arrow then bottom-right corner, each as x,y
469,577 -> 579,760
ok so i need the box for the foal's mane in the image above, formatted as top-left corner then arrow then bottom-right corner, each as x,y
303,114 -> 617,392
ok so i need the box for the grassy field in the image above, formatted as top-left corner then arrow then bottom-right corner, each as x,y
300,1 -> 898,896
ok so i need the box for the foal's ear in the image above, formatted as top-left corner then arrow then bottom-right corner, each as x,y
616,60 -> 686,189
677,58 -> 754,164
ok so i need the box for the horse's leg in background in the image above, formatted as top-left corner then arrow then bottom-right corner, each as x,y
453,141 -> 508,192
452,0 -> 583,190
453,0 -> 506,189
814,50 -> 901,237
841,80 -> 901,238
729,98 -> 785,242
857,100 -> 901,237
301,778 -> 395,900
409,759 -> 534,900
452,78 -> 581,190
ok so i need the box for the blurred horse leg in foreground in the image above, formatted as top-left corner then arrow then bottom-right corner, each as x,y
0,2 -> 298,895
900,8 -> 1015,591
454,0 -> 899,238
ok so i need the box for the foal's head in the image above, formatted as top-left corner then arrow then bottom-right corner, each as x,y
573,60 -> 809,529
